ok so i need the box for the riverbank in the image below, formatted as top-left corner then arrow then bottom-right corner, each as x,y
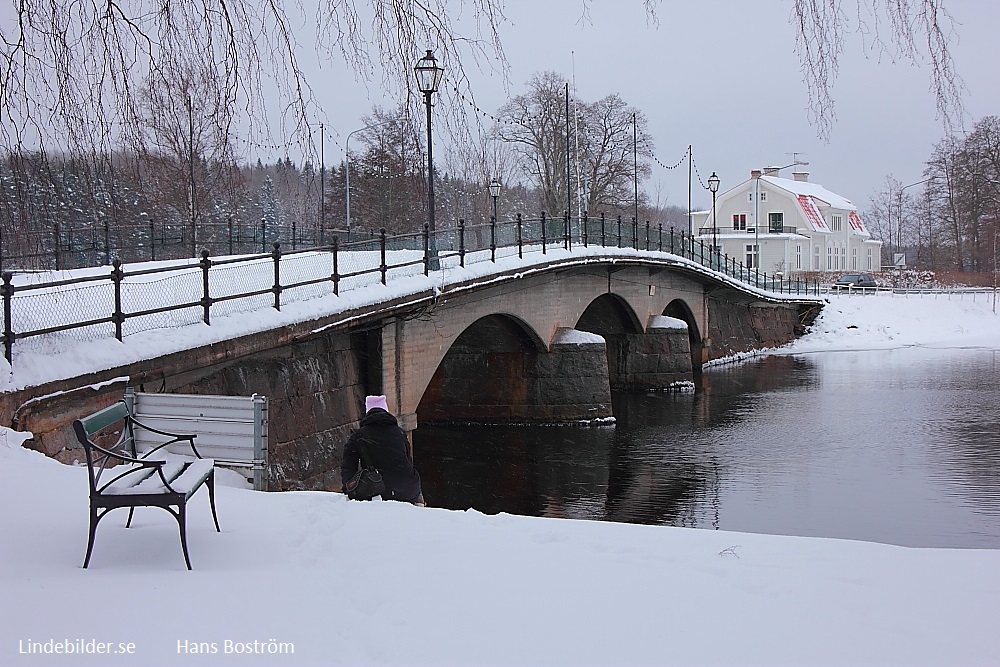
1,291 -> 998,666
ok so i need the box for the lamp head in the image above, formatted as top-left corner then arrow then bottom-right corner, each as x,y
708,172 -> 720,193
414,50 -> 444,94
489,178 -> 501,198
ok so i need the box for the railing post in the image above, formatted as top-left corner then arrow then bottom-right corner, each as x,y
271,242 -> 282,310
380,228 -> 388,284
458,219 -> 466,268
422,224 -> 430,276
228,216 -> 234,256
490,215 -> 497,262
669,228 -> 675,254
516,214 -> 523,259
657,223 -> 662,252
541,211 -> 547,255
645,221 -> 650,251
616,215 -> 622,248
2,272 -> 13,364
199,249 -> 212,325
582,211 -> 589,247
632,217 -> 638,250
600,212 -> 606,247
149,220 -> 157,261
332,236 -> 340,296
111,258 -> 124,341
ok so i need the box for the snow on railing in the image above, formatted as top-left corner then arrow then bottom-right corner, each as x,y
0,216 -> 821,368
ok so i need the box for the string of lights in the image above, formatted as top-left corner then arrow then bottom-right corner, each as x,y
451,85 -> 586,131
437,178 -> 494,199
642,140 -> 689,172
691,155 -> 712,190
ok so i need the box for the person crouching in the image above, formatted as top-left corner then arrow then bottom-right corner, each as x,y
340,395 -> 425,506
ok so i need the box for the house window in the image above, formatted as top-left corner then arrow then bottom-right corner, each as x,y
732,213 -> 747,231
795,244 -> 802,270
813,246 -> 820,270
840,247 -> 847,270
826,246 -> 833,270
831,214 -> 843,232
867,248 -> 873,270
745,244 -> 758,268
851,248 -> 858,270
768,212 -> 783,233
748,192 -> 753,203
760,191 -> 767,202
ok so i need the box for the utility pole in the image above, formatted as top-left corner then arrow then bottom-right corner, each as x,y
186,95 -> 197,257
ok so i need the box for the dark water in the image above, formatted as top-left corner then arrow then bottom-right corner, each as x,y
413,348 -> 1000,548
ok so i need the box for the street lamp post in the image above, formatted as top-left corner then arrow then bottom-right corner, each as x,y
708,171 -> 720,258
489,178 -> 501,222
415,50 -> 444,270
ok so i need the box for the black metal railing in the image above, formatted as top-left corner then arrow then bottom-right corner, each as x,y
0,214 -> 821,367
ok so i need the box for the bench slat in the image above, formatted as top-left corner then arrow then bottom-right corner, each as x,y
133,393 -> 264,421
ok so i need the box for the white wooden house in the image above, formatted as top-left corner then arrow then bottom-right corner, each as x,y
692,168 -> 882,277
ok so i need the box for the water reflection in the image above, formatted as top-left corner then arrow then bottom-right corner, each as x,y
414,348 -> 1000,548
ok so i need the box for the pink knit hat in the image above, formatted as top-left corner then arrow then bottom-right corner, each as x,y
364,395 -> 389,413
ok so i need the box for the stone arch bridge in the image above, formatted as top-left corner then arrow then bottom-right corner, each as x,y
8,255 -> 822,491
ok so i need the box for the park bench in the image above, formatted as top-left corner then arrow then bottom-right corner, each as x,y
73,400 -> 220,570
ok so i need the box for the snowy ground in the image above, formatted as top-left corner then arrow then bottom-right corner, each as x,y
2,292 -> 1000,666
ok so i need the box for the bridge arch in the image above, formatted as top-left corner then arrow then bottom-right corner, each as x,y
575,293 -> 643,389
416,312 -> 612,424
417,313 -> 542,422
663,298 -> 704,385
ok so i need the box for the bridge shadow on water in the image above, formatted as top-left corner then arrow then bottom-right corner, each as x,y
414,355 -> 822,527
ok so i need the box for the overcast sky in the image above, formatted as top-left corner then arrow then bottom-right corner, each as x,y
302,0 -> 1000,213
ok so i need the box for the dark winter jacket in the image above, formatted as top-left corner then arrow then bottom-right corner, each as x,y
340,408 -> 422,502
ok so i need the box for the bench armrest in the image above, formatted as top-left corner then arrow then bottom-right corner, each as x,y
85,438 -> 159,468
129,416 -> 207,460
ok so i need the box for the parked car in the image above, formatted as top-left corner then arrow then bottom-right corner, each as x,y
832,272 -> 878,290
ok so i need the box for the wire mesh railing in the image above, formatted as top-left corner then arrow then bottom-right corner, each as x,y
1,214 -> 821,367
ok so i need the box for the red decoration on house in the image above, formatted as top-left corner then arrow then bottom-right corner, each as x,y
848,210 -> 867,232
797,195 -> 829,231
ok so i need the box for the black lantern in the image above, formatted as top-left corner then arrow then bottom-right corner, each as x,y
489,178 -> 501,222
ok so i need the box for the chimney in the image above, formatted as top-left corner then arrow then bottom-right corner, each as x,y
792,171 -> 809,182
763,166 -> 779,176
751,169 -> 762,179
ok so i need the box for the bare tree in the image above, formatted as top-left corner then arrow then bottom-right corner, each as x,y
2,1 -> 966,157
497,73 -> 652,218
791,0 -> 965,140
578,94 -> 653,215
0,0 -> 509,161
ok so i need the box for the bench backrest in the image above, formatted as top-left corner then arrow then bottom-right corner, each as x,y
72,400 -> 133,495
124,389 -> 268,491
